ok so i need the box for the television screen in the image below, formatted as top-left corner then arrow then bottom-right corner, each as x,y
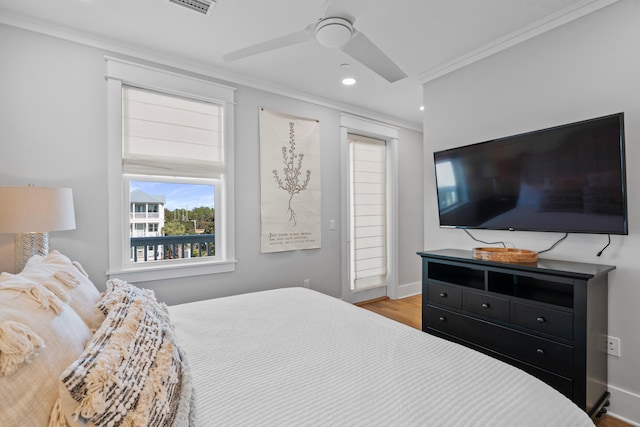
434,113 -> 628,235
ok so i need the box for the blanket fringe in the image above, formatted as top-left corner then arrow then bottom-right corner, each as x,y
26,285 -> 65,314
43,281 -> 71,304
71,260 -> 89,277
48,397 -> 70,427
0,320 -> 45,376
54,271 -> 80,289
0,283 -> 65,314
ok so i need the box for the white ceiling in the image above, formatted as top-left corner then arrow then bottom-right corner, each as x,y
0,0 -> 616,129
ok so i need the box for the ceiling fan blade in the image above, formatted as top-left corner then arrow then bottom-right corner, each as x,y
341,31 -> 407,83
320,0 -> 355,23
319,0 -> 334,18
223,27 -> 313,62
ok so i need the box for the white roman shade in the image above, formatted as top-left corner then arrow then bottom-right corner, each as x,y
349,134 -> 387,291
123,86 -> 224,178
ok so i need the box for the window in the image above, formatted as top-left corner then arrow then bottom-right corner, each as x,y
123,87 -> 220,265
348,134 -> 388,291
339,113 -> 398,303
107,58 -> 236,282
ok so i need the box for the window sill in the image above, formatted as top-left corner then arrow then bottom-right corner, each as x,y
107,258 -> 237,283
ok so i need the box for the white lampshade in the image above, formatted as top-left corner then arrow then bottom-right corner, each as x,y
0,186 -> 76,233
0,186 -> 76,272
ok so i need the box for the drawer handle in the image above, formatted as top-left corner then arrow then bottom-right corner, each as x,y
536,348 -> 545,355
439,292 -> 448,298
481,303 -> 490,309
536,316 -> 546,323
438,316 -> 446,322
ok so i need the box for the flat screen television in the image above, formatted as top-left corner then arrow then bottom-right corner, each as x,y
434,113 -> 628,235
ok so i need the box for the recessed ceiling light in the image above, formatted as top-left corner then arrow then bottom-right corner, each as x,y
342,77 -> 357,86
419,106 -> 424,111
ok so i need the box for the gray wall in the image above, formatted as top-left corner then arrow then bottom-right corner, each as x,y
398,127 -> 424,289
421,1 -> 639,422
0,23 -> 423,305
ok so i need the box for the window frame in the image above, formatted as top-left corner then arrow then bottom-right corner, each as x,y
106,57 -> 236,283
348,134 -> 388,292
340,114 -> 398,303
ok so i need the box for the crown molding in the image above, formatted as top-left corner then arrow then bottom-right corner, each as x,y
0,10 -> 422,132
418,0 -> 619,84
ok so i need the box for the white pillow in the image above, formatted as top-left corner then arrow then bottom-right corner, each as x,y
0,276 -> 92,427
20,250 -> 104,331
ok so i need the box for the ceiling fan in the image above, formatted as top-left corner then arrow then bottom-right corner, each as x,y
222,7 -> 407,83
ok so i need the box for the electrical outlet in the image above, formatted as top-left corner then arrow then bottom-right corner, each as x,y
303,279 -> 311,288
607,336 -> 621,357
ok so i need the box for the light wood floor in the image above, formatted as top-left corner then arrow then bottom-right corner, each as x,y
356,295 -> 631,427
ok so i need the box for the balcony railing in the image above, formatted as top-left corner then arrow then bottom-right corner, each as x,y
131,212 -> 160,219
130,234 -> 215,262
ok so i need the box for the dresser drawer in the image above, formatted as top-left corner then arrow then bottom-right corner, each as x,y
512,302 -> 573,340
424,306 -> 573,377
426,283 -> 462,309
464,291 -> 509,322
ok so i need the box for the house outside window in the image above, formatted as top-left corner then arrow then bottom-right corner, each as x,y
106,57 -> 236,283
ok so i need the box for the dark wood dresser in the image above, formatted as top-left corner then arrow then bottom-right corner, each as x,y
418,249 -> 614,418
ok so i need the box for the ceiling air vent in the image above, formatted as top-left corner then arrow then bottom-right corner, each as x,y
169,0 -> 216,15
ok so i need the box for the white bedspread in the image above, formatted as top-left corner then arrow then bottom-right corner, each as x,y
169,287 -> 594,426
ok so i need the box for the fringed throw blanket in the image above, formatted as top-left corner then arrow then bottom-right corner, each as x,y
53,279 -> 194,427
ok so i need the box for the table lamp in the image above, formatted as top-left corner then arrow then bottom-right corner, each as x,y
0,185 -> 76,272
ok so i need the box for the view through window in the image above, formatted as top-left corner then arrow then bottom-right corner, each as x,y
129,180 -> 216,263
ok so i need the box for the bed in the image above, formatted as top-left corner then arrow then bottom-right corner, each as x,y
0,251 -> 595,426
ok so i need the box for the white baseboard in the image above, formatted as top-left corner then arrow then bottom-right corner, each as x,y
395,281 -> 421,299
606,384 -> 640,426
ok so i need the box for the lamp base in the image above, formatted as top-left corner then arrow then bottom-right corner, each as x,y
15,232 -> 50,273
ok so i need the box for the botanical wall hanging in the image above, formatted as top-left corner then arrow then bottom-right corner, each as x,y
259,108 -> 321,253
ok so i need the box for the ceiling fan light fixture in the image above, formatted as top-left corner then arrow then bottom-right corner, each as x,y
315,18 -> 353,48
169,0 -> 216,15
